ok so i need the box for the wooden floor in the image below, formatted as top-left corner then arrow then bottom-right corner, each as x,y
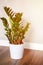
0,46 -> 43,65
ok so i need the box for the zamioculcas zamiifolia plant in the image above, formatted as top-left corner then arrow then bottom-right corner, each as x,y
0,6 -> 30,44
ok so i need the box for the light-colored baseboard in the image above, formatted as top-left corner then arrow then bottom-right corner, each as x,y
0,40 -> 43,50
24,42 -> 43,50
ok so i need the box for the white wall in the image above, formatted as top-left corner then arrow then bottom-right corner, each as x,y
0,0 -> 43,43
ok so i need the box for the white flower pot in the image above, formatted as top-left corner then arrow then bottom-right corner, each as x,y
9,44 -> 24,59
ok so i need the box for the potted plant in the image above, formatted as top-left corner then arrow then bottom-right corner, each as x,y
0,6 -> 30,59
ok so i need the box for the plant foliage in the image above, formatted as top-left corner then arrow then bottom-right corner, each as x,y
0,6 -> 30,44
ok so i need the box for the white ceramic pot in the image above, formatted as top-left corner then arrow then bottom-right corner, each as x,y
9,44 -> 24,59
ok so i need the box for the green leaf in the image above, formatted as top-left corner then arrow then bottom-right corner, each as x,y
0,17 -> 8,28
4,7 -> 15,22
23,23 -> 30,34
15,13 -> 22,22
9,17 -> 14,28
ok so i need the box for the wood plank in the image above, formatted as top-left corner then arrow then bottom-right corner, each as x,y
0,46 -> 43,65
